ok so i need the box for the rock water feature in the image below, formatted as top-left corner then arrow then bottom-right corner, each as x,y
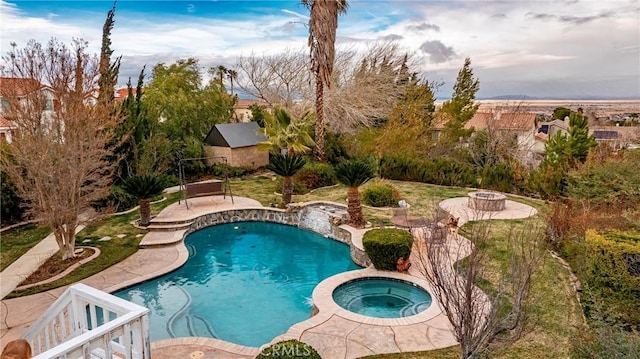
298,203 -> 349,236
467,192 -> 506,211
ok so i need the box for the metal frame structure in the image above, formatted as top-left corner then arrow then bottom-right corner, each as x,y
177,156 -> 234,209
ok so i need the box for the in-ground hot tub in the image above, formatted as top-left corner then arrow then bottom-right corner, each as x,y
468,191 -> 506,211
332,277 -> 432,318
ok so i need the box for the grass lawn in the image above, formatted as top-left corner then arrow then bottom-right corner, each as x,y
0,224 -> 51,272
3,177 -> 582,358
5,193 -> 179,297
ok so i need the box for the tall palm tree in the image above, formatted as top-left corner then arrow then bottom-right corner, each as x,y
266,153 -> 306,206
302,0 -> 348,162
335,159 -> 374,227
227,69 -> 238,96
257,107 -> 315,156
121,174 -> 165,226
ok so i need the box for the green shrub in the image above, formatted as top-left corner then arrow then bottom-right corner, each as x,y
566,150 -> 640,206
583,230 -> 640,326
380,155 -> 477,187
363,228 -> 413,270
1,169 -> 24,225
107,185 -> 139,212
211,163 -> 256,178
363,179 -> 401,207
481,162 -> 514,193
294,162 -> 336,191
379,155 -> 420,181
255,339 -> 321,359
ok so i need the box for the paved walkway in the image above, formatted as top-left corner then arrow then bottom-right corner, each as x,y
0,225 -> 84,299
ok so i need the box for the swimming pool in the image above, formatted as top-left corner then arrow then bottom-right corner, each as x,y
114,221 -> 360,347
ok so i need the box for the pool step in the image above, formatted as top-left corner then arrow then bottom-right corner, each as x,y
146,220 -> 194,232
139,229 -> 188,247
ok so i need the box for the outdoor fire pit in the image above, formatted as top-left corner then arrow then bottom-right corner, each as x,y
467,192 -> 506,211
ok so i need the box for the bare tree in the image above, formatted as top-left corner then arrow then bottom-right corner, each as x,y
414,215 -> 545,358
0,38 -> 121,259
235,41 -> 418,133
235,49 -> 311,114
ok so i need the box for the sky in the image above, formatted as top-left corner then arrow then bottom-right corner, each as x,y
1,0 -> 639,99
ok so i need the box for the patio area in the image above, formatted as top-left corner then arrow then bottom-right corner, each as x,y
1,192 -> 538,358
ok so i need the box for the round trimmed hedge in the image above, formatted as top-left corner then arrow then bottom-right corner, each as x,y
363,179 -> 401,207
363,228 -> 413,271
256,340 -> 322,359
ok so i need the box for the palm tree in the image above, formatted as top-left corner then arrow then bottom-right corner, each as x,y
257,108 -> 315,156
121,174 -> 165,226
266,153 -> 306,206
227,69 -> 238,96
335,159 -> 374,227
302,0 -> 348,162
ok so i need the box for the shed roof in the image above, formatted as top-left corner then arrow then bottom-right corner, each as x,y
203,122 -> 267,148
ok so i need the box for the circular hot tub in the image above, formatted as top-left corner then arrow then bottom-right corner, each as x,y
332,277 -> 432,318
468,192 -> 506,211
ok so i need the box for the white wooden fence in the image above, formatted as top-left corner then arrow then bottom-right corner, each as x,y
21,283 -> 150,359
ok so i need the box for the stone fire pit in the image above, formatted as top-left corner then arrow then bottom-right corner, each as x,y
467,192 -> 506,211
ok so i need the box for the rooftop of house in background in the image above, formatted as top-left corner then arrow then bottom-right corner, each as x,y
464,111 -> 537,131
203,121 -> 266,148
114,87 -> 140,102
0,77 -> 46,97
0,115 -> 15,128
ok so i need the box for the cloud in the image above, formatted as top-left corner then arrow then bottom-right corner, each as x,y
281,9 -> 307,19
527,10 -> 616,25
1,0 -> 638,98
378,34 -> 403,41
419,40 -> 456,63
405,22 -> 440,32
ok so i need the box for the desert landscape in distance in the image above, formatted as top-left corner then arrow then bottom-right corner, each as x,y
472,99 -> 640,119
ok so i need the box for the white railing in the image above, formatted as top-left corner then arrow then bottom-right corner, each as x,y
22,283 -> 150,359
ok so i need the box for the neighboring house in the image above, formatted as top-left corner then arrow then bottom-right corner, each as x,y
202,122 -> 269,168
466,111 -> 541,165
0,115 -> 16,143
590,126 -> 640,150
467,111 -> 538,149
233,98 -> 267,122
537,119 -> 569,138
0,77 -> 57,141
114,87 -> 141,102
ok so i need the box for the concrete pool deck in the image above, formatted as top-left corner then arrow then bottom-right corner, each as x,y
1,194 -> 538,358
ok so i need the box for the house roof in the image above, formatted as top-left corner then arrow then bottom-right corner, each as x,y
114,87 -> 142,102
203,122 -> 267,148
0,115 -> 15,129
590,126 -> 640,140
0,77 -> 44,97
546,119 -> 569,131
465,111 -> 536,131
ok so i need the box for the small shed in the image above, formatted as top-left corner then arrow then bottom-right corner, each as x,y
203,122 -> 268,168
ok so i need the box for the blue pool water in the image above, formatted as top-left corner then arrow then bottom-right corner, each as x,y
114,222 -> 360,347
332,277 -> 432,318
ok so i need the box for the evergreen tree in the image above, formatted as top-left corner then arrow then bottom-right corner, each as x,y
114,67 -> 153,179
97,1 -> 121,105
568,110 -> 597,162
439,57 -> 479,143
